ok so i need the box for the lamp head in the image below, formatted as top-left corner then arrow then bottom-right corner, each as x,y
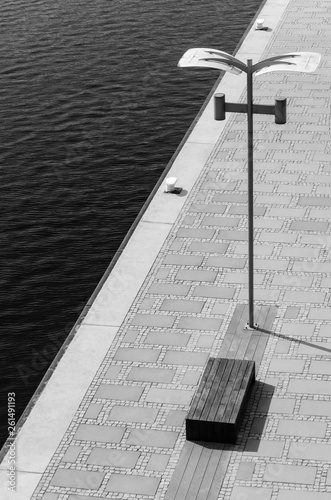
178,48 -> 243,75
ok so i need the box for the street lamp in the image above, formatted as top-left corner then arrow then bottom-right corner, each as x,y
178,49 -> 321,329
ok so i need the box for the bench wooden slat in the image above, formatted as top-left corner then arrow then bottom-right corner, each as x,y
186,358 -> 215,420
228,362 -> 255,425
201,359 -> 234,421
209,359 -> 241,422
192,358 -> 221,420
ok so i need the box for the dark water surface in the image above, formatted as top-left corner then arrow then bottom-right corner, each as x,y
0,0 -> 262,446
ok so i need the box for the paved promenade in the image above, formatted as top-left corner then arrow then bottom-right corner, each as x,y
1,0 -> 331,498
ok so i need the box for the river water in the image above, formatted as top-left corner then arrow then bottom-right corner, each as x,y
0,0 -> 262,447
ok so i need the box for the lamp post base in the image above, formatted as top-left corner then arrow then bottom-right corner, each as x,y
245,322 -> 259,330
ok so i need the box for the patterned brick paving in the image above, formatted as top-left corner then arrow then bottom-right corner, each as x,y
29,0 -> 331,499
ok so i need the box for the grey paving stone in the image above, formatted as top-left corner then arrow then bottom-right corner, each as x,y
269,359 -> 305,373
177,316 -> 222,331
299,195 -> 331,207
256,194 -> 292,205
144,331 -> 190,347
233,243 -> 273,256
42,494 -> 59,500
176,228 -> 215,239
264,464 -> 316,484
84,404 -> 103,419
176,269 -> 217,282
127,428 -> 178,448
280,323 -> 315,337
139,298 -> 156,310
230,487 -> 272,500
145,387 -> 194,405
192,285 -> 236,298
189,203 -> 226,214
228,205 -> 266,216
128,366 -> 175,383
160,299 -> 204,313
131,313 -> 176,328
259,232 -> 297,243
277,419 -> 327,438
206,256 -> 246,268
289,441 -> 331,461
288,379 -> 331,395
108,405 -> 158,423
277,490 -> 331,500
201,181 -> 237,190
309,360 -> 331,375
298,342 -> 331,356
105,474 -> 160,496
95,384 -> 143,401
277,184 -> 312,194
309,308 -> 331,320
182,369 -> 202,385
319,324 -> 331,337
213,193 -> 247,203
104,366 -> 121,380
293,262 -> 330,273
238,289 -> 280,301
146,453 -> 170,471
280,246 -> 319,258
201,215 -> 239,227
87,448 -> 140,468
188,241 -> 228,253
73,424 -> 125,443
162,350 -> 208,366
283,290 -> 325,303
222,273 -> 264,285
284,306 -> 300,319
299,399 -> 331,417
156,268 -> 171,279
196,334 -> 215,348
257,397 -> 295,414
114,347 -> 160,363
310,208 -> 331,219
272,275 -> 313,287
50,468 -> 105,489
147,283 -> 191,296
163,254 -> 204,266
320,277 -> 331,289
164,410 -> 187,427
243,439 -> 284,458
254,218 -> 283,229
255,259 -> 288,270
122,329 -> 139,342
217,229 -> 248,240
249,417 -> 267,436
211,303 -> 230,315
62,445 -> 82,463
236,462 -> 255,481
290,220 -> 328,232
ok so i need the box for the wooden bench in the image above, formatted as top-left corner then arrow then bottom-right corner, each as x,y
186,358 -> 255,444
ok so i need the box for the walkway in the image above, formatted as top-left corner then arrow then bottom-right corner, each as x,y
1,0 -> 331,498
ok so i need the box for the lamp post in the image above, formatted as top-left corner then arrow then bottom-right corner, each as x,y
178,49 -> 321,329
